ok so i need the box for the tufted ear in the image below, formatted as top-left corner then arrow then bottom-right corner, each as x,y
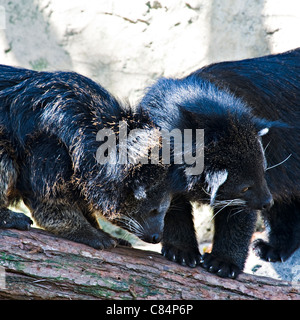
258,127 -> 269,136
253,116 -> 288,137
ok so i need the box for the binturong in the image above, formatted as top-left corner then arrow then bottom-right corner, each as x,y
139,48 -> 300,279
0,64 -> 177,248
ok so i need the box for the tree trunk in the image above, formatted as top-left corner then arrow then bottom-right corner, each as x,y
0,228 -> 298,300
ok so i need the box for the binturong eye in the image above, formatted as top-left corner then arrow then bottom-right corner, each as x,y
241,187 -> 249,193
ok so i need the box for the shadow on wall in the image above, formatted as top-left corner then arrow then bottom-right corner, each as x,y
0,0 -> 280,102
0,0 -> 279,101
1,0 -> 73,70
207,0 -> 271,64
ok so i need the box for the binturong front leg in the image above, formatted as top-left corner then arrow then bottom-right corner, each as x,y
0,149 -> 33,231
31,199 -> 117,249
201,207 -> 257,278
162,195 -> 201,267
0,208 -> 32,230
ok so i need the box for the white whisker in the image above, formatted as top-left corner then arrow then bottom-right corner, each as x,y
264,141 -> 271,152
213,198 -> 246,208
226,207 -> 246,222
114,215 -> 145,237
266,154 -> 292,171
210,199 -> 236,222
230,208 -> 245,217
202,187 -> 212,197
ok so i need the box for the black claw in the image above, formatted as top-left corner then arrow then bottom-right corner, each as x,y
161,243 -> 202,269
0,211 -> 33,231
252,239 -> 292,263
200,252 -> 241,279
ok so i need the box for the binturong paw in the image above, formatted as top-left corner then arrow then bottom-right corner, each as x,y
200,252 -> 241,279
86,230 -> 118,249
0,211 -> 33,231
68,228 -> 117,250
252,239 -> 291,262
161,243 -> 202,268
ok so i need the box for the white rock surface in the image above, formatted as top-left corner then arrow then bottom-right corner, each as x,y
245,233 -> 300,286
1,0 -> 300,102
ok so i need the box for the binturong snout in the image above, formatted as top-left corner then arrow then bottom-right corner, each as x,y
143,232 -> 162,244
141,209 -> 164,244
248,179 -> 274,211
261,194 -> 274,211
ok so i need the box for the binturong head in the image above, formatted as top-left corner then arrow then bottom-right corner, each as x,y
81,113 -> 177,244
179,98 -> 279,213
200,116 -> 274,212
145,76 -> 280,212
115,164 -> 173,244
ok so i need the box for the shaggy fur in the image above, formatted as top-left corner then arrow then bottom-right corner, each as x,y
140,48 -> 300,278
0,65 -> 175,248
196,48 -> 300,264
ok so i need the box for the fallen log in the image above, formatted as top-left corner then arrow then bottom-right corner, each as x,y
0,227 -> 299,300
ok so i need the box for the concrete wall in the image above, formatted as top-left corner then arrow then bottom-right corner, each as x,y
1,0 -> 300,104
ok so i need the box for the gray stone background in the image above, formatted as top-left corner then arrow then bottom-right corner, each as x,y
1,0 -> 300,102
1,0 -> 300,284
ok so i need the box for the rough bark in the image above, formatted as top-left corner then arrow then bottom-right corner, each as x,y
0,228 -> 299,300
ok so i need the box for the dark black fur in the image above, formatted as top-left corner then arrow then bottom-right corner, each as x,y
196,49 -> 300,264
0,65 -> 175,248
140,48 -> 300,278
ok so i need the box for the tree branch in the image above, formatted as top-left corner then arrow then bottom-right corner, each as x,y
0,228 -> 298,300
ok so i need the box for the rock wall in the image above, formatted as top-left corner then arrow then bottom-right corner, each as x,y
1,0 -> 300,103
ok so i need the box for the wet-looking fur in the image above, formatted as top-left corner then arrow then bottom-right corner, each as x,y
0,65 -> 174,248
140,48 -> 300,278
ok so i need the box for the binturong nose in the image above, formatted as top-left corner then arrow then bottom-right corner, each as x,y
256,179 -> 274,211
261,195 -> 274,211
250,188 -> 274,211
151,233 -> 162,244
142,233 -> 162,244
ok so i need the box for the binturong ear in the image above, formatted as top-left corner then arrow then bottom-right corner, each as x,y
258,127 -> 269,137
253,116 -> 289,137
